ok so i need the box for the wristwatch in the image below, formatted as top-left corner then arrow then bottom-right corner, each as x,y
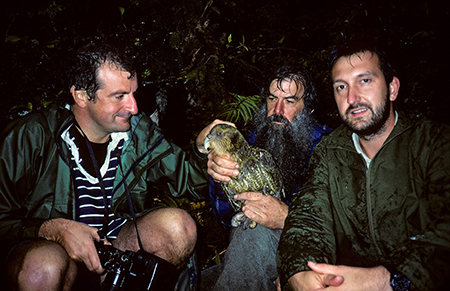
390,273 -> 410,291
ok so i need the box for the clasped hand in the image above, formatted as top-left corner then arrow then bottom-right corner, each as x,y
287,262 -> 391,291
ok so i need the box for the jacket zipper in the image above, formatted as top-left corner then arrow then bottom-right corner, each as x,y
365,126 -> 409,256
365,167 -> 382,256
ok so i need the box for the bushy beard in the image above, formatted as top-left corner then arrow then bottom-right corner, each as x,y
252,105 -> 315,194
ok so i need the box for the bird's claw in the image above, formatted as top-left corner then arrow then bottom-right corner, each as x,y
231,212 -> 257,229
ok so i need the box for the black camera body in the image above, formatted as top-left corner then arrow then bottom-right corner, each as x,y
96,242 -> 179,291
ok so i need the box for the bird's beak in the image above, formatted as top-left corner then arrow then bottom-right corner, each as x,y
204,135 -> 211,152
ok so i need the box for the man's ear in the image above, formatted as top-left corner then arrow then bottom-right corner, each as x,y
389,77 -> 400,102
70,85 -> 88,108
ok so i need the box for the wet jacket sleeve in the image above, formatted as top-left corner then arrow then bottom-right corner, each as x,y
276,141 -> 336,287
149,140 -> 209,202
383,124 -> 450,289
0,119 -> 48,241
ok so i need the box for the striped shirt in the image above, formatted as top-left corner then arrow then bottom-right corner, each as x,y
62,125 -> 129,240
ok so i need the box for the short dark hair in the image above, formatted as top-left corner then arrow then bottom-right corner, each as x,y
260,64 -> 317,111
328,39 -> 397,85
64,40 -> 137,104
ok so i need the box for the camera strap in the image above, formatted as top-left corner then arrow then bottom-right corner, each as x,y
74,120 -> 110,240
74,120 -> 145,249
122,173 -> 145,250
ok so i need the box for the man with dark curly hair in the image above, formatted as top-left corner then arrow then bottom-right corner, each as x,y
277,39 -> 450,291
0,40 -> 226,290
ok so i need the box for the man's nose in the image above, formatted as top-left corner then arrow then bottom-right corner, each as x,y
127,94 -> 139,115
347,87 -> 360,105
274,100 -> 284,115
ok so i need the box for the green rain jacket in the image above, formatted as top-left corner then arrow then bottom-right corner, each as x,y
0,104 -> 208,244
277,111 -> 450,290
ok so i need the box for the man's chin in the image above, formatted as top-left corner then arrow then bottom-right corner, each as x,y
114,122 -> 131,132
346,121 -> 380,136
344,116 -> 369,131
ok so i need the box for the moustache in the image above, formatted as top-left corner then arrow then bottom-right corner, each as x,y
267,114 -> 290,125
345,103 -> 371,115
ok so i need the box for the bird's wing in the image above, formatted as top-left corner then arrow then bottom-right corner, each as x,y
252,148 -> 284,199
234,148 -> 284,198
219,146 -> 285,211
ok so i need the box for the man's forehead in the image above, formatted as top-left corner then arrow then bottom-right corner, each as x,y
98,62 -> 135,79
269,78 -> 304,97
332,51 -> 381,79
336,51 -> 378,69
98,66 -> 134,90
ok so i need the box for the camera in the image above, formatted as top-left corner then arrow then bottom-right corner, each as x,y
96,241 -> 180,291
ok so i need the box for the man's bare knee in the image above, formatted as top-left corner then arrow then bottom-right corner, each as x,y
129,208 -> 197,267
154,208 -> 197,267
7,240 -> 77,291
160,208 -> 197,243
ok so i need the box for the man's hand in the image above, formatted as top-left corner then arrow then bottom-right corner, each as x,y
287,269 -> 344,290
287,261 -> 391,291
207,151 -> 239,182
235,192 -> 288,229
38,218 -> 104,274
307,262 -> 391,291
196,119 -> 235,153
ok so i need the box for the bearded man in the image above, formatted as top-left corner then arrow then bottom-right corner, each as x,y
277,40 -> 450,291
200,64 -> 332,291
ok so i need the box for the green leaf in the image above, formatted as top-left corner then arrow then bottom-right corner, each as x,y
217,93 -> 261,123
5,35 -> 21,43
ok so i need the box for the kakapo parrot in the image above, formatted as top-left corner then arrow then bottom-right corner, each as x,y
204,123 -> 285,229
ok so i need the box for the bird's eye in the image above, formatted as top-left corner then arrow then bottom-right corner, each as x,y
216,132 -> 223,136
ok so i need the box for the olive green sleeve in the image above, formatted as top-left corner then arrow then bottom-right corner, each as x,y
277,141 -> 336,287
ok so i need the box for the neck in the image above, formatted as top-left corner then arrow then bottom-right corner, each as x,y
75,121 -> 110,144
358,110 -> 396,159
72,107 -> 110,143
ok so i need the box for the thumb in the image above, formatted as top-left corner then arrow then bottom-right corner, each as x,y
322,274 -> 344,286
308,261 -> 344,286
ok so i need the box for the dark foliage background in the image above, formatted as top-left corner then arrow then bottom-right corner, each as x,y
1,0 -> 449,269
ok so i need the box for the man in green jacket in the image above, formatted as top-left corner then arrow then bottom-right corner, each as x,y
0,41 -> 226,290
277,40 -> 450,290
